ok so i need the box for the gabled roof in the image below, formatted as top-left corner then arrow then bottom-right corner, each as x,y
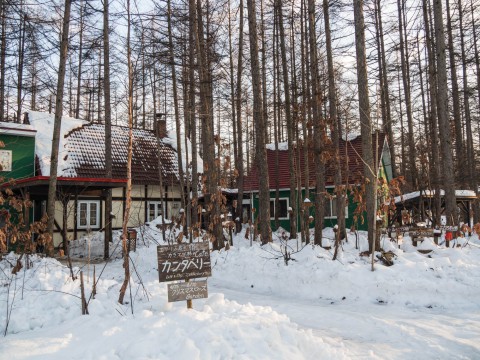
24,111 -> 195,186
244,132 -> 386,192
62,124 -> 180,185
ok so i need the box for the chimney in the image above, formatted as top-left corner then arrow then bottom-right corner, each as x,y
155,113 -> 167,138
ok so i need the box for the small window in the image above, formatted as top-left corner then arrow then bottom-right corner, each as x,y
77,200 -> 100,229
324,196 -> 348,219
270,198 -> 289,219
148,201 -> 163,221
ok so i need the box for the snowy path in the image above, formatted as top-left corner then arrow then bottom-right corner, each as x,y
210,279 -> 480,359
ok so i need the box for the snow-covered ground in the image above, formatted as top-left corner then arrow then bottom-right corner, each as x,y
1,223 -> 479,359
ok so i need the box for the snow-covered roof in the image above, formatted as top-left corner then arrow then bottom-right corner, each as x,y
394,190 -> 477,204
266,142 -> 289,151
27,111 -> 88,176
25,111 -> 203,183
0,122 -> 37,137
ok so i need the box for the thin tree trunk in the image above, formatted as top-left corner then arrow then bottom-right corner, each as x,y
323,0 -> 345,256
75,0 -> 84,119
167,0 -> 186,213
234,0 -> 245,234
276,0 -> 297,239
446,0 -> 464,180
46,0 -> 72,257
16,12 -> 26,123
353,0 -> 377,253
247,0 -> 270,244
375,0 -> 396,178
433,0 -> 457,225
308,0 -> 325,246
104,0 -> 112,260
0,2 -> 6,121
118,0 -> 133,305
423,0 -> 442,225
397,0 -> 418,188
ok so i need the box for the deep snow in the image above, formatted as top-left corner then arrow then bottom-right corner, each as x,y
1,223 -> 479,359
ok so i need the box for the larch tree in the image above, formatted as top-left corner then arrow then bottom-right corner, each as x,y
46,0 -> 72,257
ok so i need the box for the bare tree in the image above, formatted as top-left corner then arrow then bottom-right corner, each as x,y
46,0 -> 72,257
247,0 -> 271,244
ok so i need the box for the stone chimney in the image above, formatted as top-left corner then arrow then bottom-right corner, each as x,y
155,113 -> 167,138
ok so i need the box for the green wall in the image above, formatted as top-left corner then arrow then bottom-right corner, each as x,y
0,133 -> 35,181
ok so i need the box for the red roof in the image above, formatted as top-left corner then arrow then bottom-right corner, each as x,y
244,133 -> 386,191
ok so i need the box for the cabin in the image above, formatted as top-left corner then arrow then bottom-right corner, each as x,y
389,189 -> 476,227
0,111 -> 200,249
243,132 -> 393,232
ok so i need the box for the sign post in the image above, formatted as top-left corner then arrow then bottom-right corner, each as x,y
157,242 -> 211,309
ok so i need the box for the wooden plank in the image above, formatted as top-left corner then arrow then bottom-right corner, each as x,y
167,280 -> 208,302
438,225 -> 458,231
409,228 -> 434,237
157,242 -> 211,282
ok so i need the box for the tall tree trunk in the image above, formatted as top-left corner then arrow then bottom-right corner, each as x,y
75,0 -> 84,119
276,0 -> 297,239
234,0 -> 245,234
323,0 -> 345,255
458,0 -> 474,197
189,0 -> 199,232
433,0 -> 457,225
247,0 -> 270,244
16,12 -> 26,123
308,0 -> 325,246
118,0 -> 133,305
353,0 -> 377,253
470,0 -> 480,223
167,0 -> 186,213
423,0 -> 442,225
104,0 -> 112,259
375,0 -> 396,179
446,0 -> 464,182
46,0 -> 72,257
195,0 -> 223,248
0,2 -> 6,121
397,0 -> 418,188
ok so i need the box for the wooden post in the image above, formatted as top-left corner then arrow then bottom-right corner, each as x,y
186,279 -> 192,309
80,271 -> 89,315
92,265 -> 96,299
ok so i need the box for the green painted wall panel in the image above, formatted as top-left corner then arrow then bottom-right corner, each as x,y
0,134 -> 35,181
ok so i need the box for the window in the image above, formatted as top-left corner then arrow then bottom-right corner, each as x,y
77,200 -> 100,229
270,198 -> 289,219
148,201 -> 163,221
324,196 -> 348,219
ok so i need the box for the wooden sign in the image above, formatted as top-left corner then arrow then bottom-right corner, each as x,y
409,228 -> 434,238
438,225 -> 459,232
167,280 -> 208,302
157,242 -> 211,282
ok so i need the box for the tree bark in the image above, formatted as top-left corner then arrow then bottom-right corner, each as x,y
247,0 -> 270,244
432,0 -> 457,225
103,0 -> 112,259
308,0 -> 325,246
46,0 -> 72,257
118,0 -> 133,305
353,0 -> 377,252
276,0 -> 297,239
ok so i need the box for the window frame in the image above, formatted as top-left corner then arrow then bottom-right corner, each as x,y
77,200 -> 101,230
147,201 -> 163,222
269,198 -> 290,220
324,196 -> 349,219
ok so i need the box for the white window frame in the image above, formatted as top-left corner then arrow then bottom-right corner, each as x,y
147,201 -> 163,221
270,198 -> 290,220
77,200 -> 101,229
324,196 -> 349,219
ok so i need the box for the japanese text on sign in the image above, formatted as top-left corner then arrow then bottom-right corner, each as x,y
157,242 -> 211,282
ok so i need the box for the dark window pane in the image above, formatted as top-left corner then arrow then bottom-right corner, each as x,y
278,199 -> 288,218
